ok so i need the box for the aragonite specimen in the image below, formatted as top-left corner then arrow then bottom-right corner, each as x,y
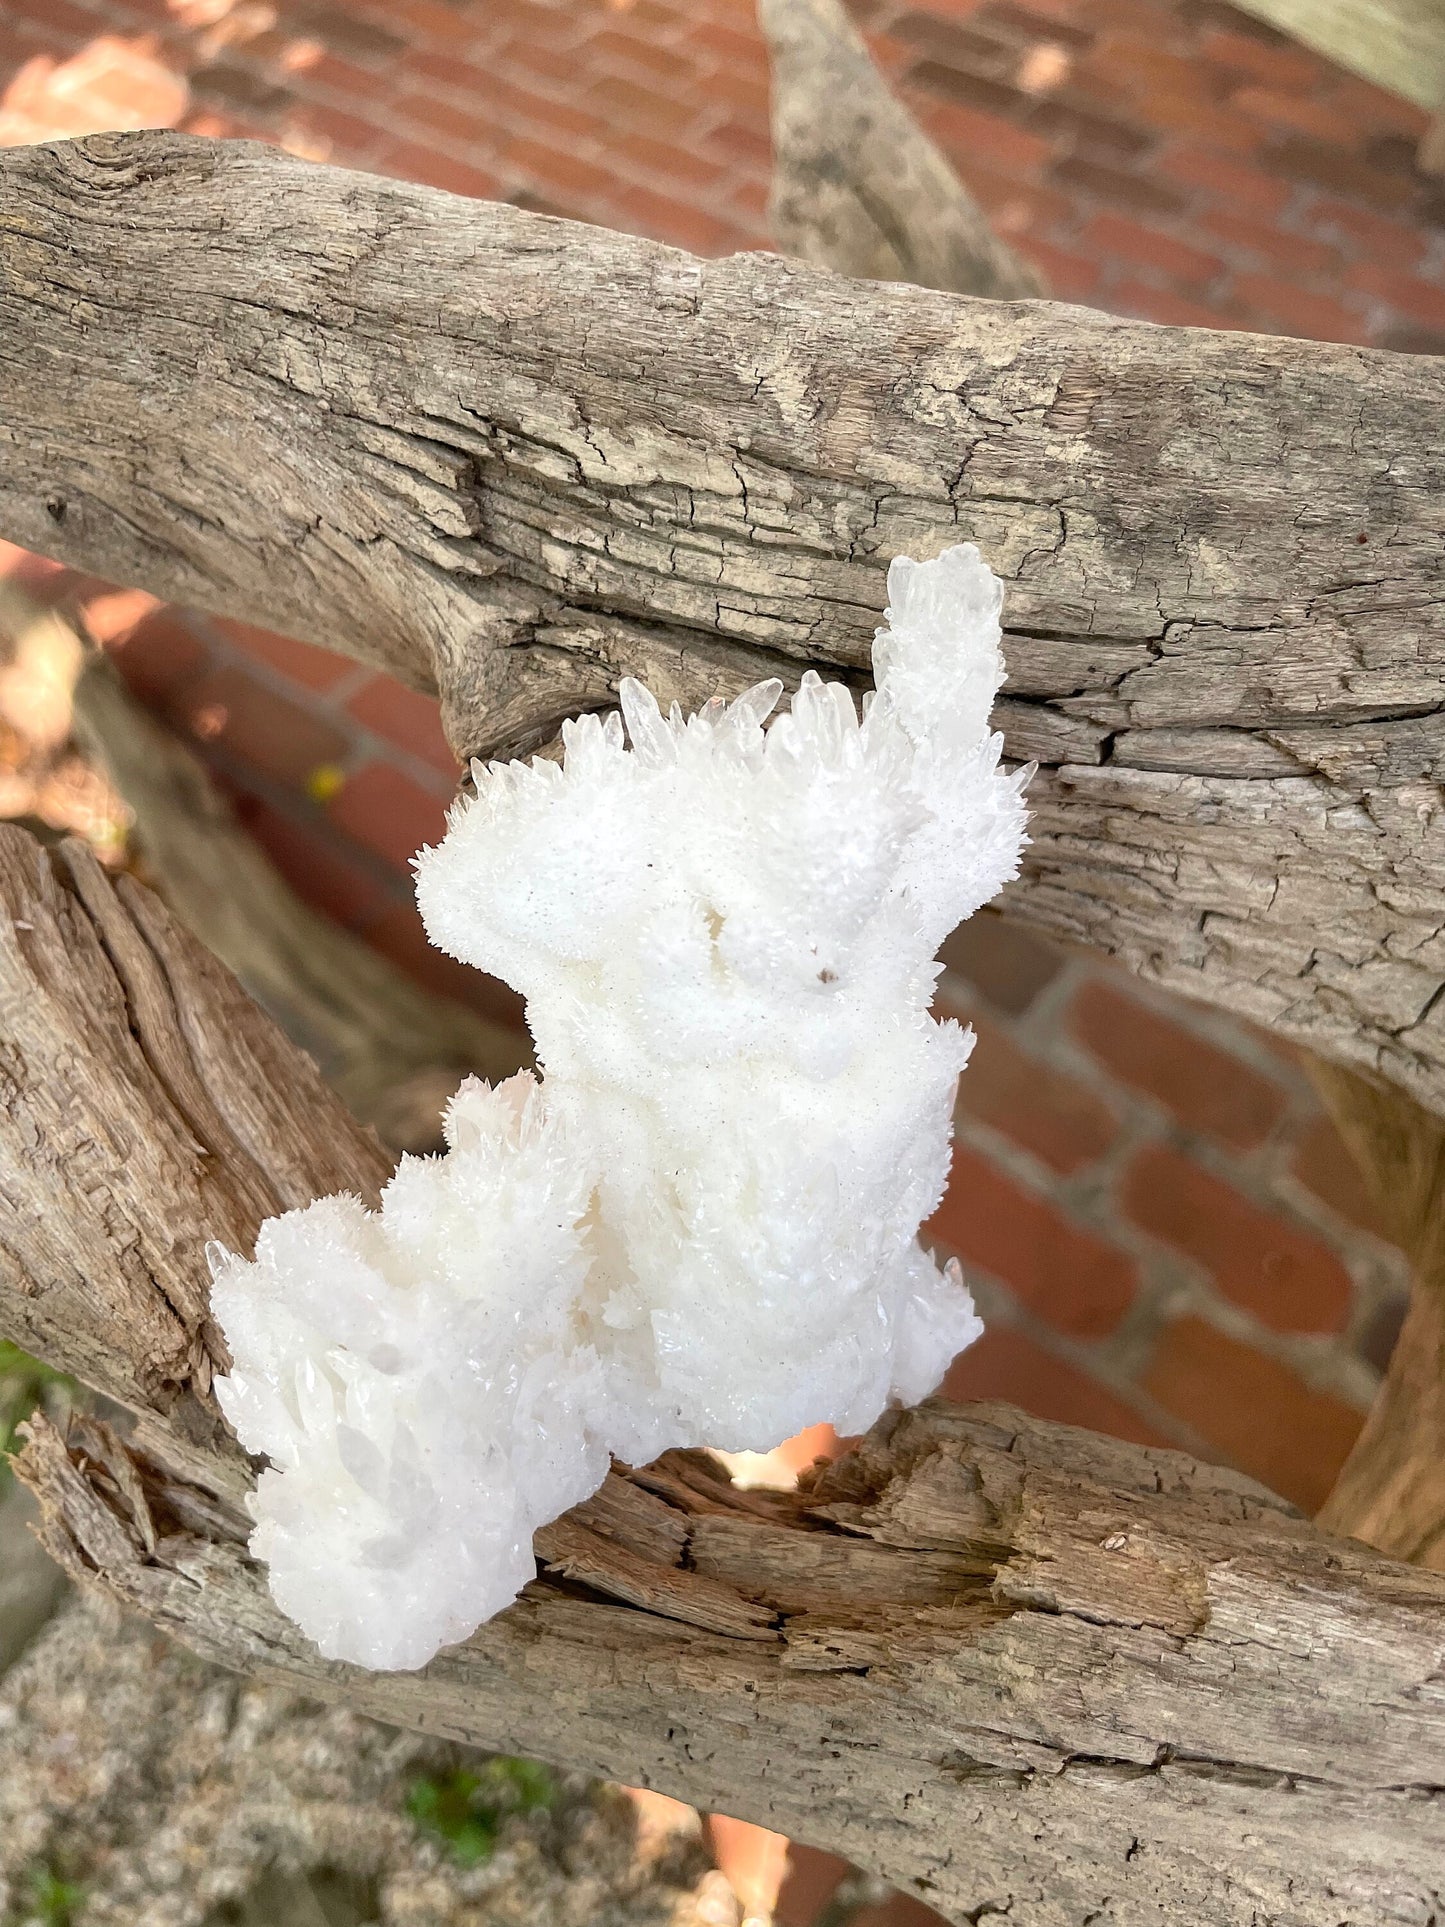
211,544 -> 1030,1671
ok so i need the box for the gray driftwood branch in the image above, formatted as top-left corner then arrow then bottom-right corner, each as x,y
758,0 -> 1045,297
2,133 -> 1443,1123
3,131 -> 1445,1911
1,825 -> 1442,1924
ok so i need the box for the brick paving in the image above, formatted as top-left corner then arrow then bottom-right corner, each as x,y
0,1 -> 1435,1918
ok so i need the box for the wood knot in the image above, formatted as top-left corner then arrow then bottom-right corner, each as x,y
57,130 -> 220,192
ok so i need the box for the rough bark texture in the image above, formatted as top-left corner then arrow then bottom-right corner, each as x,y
1312,1058 -> 1445,1566
0,822 -> 389,1485
4,133 -> 1444,1120
759,0 -> 1044,298
18,1404 -> 1445,1927
0,824 -> 1442,1924
66,639 -> 529,1152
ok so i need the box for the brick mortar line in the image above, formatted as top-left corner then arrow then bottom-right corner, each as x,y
169,731 -> 421,925
383,73 -> 755,185
979,940 -> 1329,1153
188,610 -> 462,802
18,0 -> 776,248
985,941 -> 1307,1097
946,1151 -> 1382,1428
945,1096 -> 1382,1410
939,1250 -> 1228,1462
384,65 -> 762,225
24,0 -> 1445,342
246,51 -> 770,245
941,955 -> 1407,1390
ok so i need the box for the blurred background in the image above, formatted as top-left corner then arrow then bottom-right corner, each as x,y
0,0 -> 1438,1922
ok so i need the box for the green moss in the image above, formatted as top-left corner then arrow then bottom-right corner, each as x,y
405,1758 -> 559,1868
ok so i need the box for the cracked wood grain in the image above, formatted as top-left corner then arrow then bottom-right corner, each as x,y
0,823 -> 389,1491
18,1397 -> 1445,1927
2,133 -> 1442,1117
1,823 -> 1443,1924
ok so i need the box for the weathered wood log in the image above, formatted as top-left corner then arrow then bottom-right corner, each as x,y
4,133 -> 1444,1121
65,634 -> 529,1151
1311,1059 -> 1445,1567
1,824 -> 1443,1924
0,825 -> 388,1479
759,0 -> 1044,297
29,1394 -> 1445,1927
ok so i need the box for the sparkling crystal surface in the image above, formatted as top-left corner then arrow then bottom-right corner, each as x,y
213,545 -> 1030,1669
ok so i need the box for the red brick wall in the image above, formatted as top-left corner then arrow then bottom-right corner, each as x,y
0,6 -> 1430,1918
931,915 -> 1404,1514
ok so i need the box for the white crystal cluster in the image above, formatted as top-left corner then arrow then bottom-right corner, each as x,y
212,544 -> 1029,1671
